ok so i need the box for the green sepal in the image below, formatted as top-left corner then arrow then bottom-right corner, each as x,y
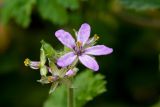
49,82 -> 59,94
40,65 -> 48,76
41,40 -> 56,59
48,59 -> 59,76
37,76 -> 50,84
40,46 -> 46,66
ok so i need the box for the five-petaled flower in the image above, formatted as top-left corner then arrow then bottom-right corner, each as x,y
55,23 -> 113,71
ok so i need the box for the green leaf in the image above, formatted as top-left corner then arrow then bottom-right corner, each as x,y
74,70 -> 107,107
118,0 -> 160,10
57,0 -> 79,10
152,100 -> 160,107
37,0 -> 68,25
44,70 -> 107,107
1,0 -> 36,28
44,85 -> 67,107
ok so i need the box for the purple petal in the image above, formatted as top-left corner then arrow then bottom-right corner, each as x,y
57,52 -> 77,67
79,55 -> 99,71
30,61 -> 40,69
77,23 -> 91,46
84,45 -> 113,56
65,70 -> 74,76
55,29 -> 75,49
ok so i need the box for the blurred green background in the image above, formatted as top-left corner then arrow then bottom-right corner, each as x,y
0,0 -> 159,107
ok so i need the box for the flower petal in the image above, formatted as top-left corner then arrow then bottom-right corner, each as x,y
84,45 -> 113,56
57,52 -> 77,67
77,23 -> 91,45
55,29 -> 75,49
79,55 -> 99,71
65,70 -> 74,76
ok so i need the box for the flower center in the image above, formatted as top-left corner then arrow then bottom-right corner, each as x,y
74,41 -> 83,55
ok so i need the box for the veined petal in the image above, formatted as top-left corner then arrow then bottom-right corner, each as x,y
77,23 -> 91,46
84,45 -> 113,56
79,55 -> 99,71
55,29 -> 75,49
57,52 -> 77,67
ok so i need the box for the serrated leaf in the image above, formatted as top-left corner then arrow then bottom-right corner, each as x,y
74,70 -> 107,107
44,70 -> 107,107
37,0 -> 68,25
118,0 -> 160,10
57,0 -> 79,10
1,0 -> 36,28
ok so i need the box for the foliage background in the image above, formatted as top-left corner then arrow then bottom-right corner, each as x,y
0,0 -> 159,107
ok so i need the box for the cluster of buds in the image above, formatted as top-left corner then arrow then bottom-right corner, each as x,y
24,40 -> 78,93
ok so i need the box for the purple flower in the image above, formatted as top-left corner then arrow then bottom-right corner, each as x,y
55,23 -> 113,71
24,58 -> 40,69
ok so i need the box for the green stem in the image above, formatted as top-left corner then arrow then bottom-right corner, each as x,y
67,84 -> 74,107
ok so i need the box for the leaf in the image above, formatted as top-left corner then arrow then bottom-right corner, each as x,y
118,0 -> 160,10
1,0 -> 36,28
57,0 -> 79,10
74,70 -> 107,107
37,0 -> 68,25
44,85 -> 67,107
43,70 -> 107,107
152,100 -> 160,107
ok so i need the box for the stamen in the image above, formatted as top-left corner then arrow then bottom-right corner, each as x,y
24,58 -> 30,66
76,41 -> 82,48
94,34 -> 100,41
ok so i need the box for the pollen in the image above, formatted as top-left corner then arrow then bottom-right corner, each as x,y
76,41 -> 82,47
94,34 -> 100,41
24,58 -> 30,66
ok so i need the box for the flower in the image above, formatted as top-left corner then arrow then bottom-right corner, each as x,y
55,23 -> 113,71
24,58 -> 40,69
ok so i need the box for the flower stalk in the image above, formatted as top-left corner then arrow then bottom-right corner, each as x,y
67,81 -> 74,107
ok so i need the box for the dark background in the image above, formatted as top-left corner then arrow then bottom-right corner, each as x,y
0,0 -> 159,107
